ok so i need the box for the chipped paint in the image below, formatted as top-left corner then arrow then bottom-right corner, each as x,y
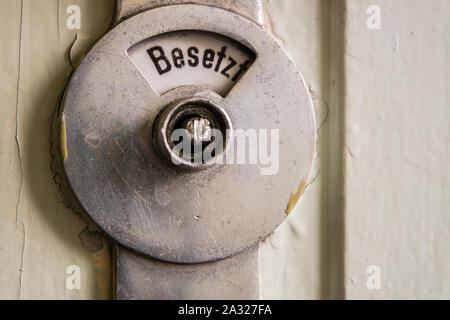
60,114 -> 68,161
285,180 -> 307,215
90,237 -> 113,300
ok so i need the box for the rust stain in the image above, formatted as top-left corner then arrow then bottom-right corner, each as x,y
285,180 -> 308,215
90,237 -> 113,300
60,114 -> 68,161
75,221 -> 112,299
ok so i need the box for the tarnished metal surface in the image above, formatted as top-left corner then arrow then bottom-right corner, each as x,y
116,244 -> 260,299
115,0 -> 264,25
60,4 -> 316,264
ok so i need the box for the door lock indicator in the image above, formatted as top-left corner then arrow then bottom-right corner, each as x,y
128,31 -> 256,96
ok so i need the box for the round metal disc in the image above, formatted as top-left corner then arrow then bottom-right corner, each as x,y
61,4 -> 316,263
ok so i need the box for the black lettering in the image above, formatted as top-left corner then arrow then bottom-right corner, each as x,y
171,48 -> 185,68
232,59 -> 251,81
221,57 -> 237,78
215,46 -> 227,72
203,49 -> 215,69
187,47 -> 199,67
147,46 -> 172,75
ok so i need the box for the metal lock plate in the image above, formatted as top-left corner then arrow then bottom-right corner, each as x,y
59,3 -> 315,265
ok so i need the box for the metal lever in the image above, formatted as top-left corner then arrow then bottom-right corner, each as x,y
114,0 -> 264,300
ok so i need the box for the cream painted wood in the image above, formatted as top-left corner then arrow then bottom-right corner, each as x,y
0,0 -> 114,300
343,0 -> 450,299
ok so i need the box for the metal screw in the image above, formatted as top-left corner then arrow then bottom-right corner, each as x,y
184,117 -> 212,144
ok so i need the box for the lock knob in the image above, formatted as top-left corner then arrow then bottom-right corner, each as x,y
153,96 -> 233,170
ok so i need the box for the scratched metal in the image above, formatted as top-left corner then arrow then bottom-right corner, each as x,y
59,4 -> 316,264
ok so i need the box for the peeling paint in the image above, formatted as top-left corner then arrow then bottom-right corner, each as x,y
60,114 -> 68,161
0,0 -> 115,300
285,180 -> 307,215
